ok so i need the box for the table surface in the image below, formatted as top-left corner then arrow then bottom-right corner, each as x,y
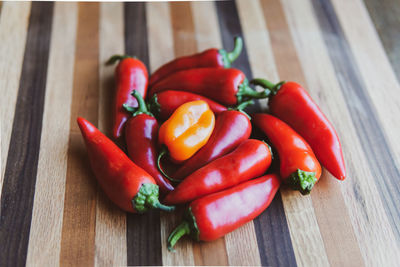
1,1 -> 400,266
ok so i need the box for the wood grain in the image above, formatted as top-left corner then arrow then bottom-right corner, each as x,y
96,3 -> 127,266
363,0 -> 400,82
260,0 -> 364,266
0,3 -> 53,267
25,3 -> 77,266
281,0 -> 400,265
0,2 -> 31,199
330,0 -> 400,242
59,3 -> 99,266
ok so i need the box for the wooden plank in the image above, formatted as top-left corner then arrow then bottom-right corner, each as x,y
0,2 -> 31,199
363,0 -> 400,81
25,3 -> 77,266
124,3 -> 163,266
59,3 -> 99,266
170,2 -> 197,56
330,0 -> 400,241
96,3 -> 127,267
281,0 -> 400,265
259,0 -> 364,266
146,3 -> 195,265
191,1 -> 222,50
191,2 -> 229,265
214,1 -> 260,265
0,3 -> 53,267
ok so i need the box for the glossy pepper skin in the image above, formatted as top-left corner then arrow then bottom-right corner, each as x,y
149,90 -> 227,121
164,139 -> 272,204
107,55 -> 148,139
173,103 -> 252,180
76,117 -> 174,213
149,68 -> 268,106
167,174 -> 281,250
158,100 -> 215,162
252,114 -> 321,195
252,79 -> 345,180
149,37 -> 243,88
124,91 -> 174,193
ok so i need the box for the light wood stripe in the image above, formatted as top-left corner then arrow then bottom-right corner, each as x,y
95,3 -> 127,267
281,0 -> 400,265
331,0 -> 400,238
25,3 -> 77,266
237,1 -> 329,266
146,3 -> 195,265
191,1 -> 222,50
0,2 -> 31,199
59,3 -> 99,266
259,0 -> 364,266
190,2 -> 229,266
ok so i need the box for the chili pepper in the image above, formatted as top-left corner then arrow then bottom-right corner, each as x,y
158,100 -> 215,163
77,117 -> 174,213
106,55 -> 148,139
124,90 -> 174,193
149,90 -> 227,121
252,79 -> 345,180
149,68 -> 268,106
167,174 -> 280,250
252,113 -> 321,195
164,139 -> 272,204
173,101 -> 253,180
149,37 -> 243,88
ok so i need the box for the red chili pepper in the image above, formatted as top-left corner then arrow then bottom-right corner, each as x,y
252,113 -> 321,195
164,139 -> 272,204
148,90 -> 227,121
149,68 -> 268,106
252,79 -> 345,180
106,55 -> 148,139
149,37 -> 243,88
173,101 -> 253,180
167,174 -> 281,250
124,90 -> 174,193
77,117 -> 174,213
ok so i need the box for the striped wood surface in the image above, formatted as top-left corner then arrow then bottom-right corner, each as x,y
1,1 -> 400,266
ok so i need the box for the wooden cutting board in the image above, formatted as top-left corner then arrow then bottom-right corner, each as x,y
1,1 -> 400,266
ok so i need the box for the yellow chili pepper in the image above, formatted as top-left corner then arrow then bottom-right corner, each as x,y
159,100 -> 215,162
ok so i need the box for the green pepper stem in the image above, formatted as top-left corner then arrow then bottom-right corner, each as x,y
151,201 -> 175,212
148,94 -> 161,117
106,54 -> 132,65
125,90 -> 154,117
157,148 -> 181,183
219,36 -> 243,68
237,79 -> 270,104
286,169 -> 317,195
235,100 -> 254,111
251,78 -> 285,96
167,221 -> 191,252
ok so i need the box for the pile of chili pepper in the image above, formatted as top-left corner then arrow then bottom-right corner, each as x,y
77,36 -> 346,251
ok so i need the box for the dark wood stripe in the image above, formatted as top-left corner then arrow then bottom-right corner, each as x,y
59,3 -> 99,266
124,3 -> 162,266
215,1 -> 297,266
215,0 -> 261,113
0,3 -> 53,266
363,0 -> 400,82
312,0 -> 400,242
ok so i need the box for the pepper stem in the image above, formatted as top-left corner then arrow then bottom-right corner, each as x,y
132,183 -> 175,213
157,147 -> 181,183
251,78 -> 285,96
237,78 -> 270,104
147,195 -> 175,212
106,54 -> 132,65
124,90 -> 154,117
148,94 -> 161,117
219,36 -> 243,68
286,169 -> 317,195
167,221 -> 191,252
